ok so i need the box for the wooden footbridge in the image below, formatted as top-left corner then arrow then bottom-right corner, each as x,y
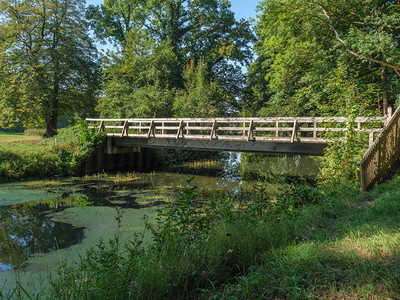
87,108 -> 400,191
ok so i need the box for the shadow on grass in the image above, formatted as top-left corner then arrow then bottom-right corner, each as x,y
212,177 -> 400,299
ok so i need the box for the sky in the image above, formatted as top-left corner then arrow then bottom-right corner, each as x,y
85,0 -> 260,22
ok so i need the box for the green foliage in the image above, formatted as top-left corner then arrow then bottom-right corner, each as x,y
0,122 -> 104,182
276,181 -> 323,216
90,0 -> 254,118
248,0 -> 400,117
318,69 -> 373,189
0,0 -> 100,136
173,60 -> 230,117
98,34 -> 178,118
150,177 -> 211,248
319,128 -> 365,189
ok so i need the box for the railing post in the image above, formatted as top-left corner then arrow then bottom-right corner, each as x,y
276,121 -> 279,137
369,131 -> 374,146
388,106 -> 393,119
247,120 -> 254,141
98,120 -> 105,133
121,120 -> 129,137
147,120 -> 155,138
291,120 -> 298,143
210,120 -> 217,140
313,121 -> 317,138
360,160 -> 367,192
176,120 -> 184,139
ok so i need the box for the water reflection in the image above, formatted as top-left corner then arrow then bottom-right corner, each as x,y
0,199 -> 85,270
0,263 -> 12,272
0,178 -> 174,270
239,154 -> 321,181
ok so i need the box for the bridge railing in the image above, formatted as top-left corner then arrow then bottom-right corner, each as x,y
87,116 -> 387,145
360,107 -> 400,192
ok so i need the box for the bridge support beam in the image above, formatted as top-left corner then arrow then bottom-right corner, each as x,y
105,136 -> 141,154
112,137 -> 327,156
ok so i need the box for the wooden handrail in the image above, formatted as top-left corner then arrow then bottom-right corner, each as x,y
359,106 -> 400,192
87,116 -> 387,146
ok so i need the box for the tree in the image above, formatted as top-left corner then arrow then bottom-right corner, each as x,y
249,0 -> 400,117
97,30 -> 178,118
0,0 -> 100,136
173,60 -> 229,117
87,0 -> 254,117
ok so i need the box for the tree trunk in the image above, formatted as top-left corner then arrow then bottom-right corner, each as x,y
45,110 -> 58,137
45,78 -> 59,137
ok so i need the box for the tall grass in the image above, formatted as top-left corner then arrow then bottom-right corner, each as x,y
40,175 -> 400,299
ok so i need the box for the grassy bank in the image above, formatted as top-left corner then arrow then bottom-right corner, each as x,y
7,175 -> 396,299
0,124 -> 104,182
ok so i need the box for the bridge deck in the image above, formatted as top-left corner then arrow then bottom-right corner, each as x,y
87,116 -> 387,156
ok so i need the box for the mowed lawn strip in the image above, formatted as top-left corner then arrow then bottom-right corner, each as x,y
0,132 -> 41,143
0,133 -> 43,152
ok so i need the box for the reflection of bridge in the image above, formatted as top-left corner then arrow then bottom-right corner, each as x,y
87,116 -> 387,156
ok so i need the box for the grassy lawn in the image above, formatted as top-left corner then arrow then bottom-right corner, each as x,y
0,132 -> 43,152
0,132 -> 41,142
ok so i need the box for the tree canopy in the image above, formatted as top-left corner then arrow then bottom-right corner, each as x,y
1,0 -> 399,131
245,0 -> 400,117
88,0 -> 254,118
0,0 -> 100,136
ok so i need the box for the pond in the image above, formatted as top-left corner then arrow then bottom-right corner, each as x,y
0,152 -> 320,295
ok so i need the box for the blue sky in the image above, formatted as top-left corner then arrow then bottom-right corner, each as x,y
85,0 -> 259,22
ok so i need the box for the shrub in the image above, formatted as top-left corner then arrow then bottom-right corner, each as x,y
0,121 -> 105,182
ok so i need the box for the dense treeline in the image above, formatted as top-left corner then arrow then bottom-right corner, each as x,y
244,0 -> 400,117
0,0 -> 399,135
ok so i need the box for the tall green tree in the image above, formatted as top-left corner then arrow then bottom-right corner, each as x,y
248,0 -> 400,117
0,0 -> 100,136
88,0 -> 254,117
173,60 -> 229,117
98,30 -> 178,118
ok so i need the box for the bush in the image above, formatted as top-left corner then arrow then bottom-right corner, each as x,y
275,180 -> 323,216
0,121 -> 105,181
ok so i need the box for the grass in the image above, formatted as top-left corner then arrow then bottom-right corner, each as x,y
207,179 -> 400,299
26,175 -> 399,300
0,132 -> 44,153
0,132 -> 42,143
